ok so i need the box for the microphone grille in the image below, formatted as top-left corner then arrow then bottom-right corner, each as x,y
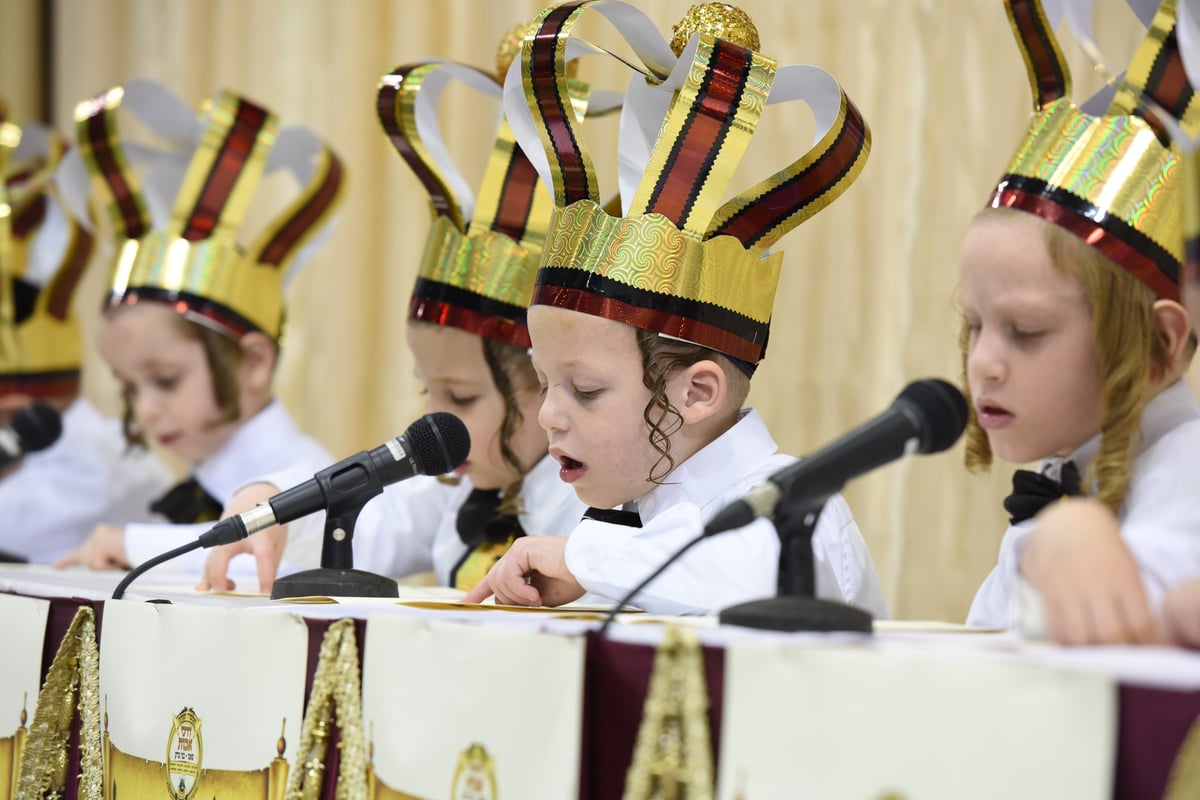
10,402 -> 63,454
406,412 -> 471,475
895,378 -> 968,454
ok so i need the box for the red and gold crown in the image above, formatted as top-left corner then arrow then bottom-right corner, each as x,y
991,0 -> 1200,302
0,105 -> 93,398
377,24 -> 587,348
507,1 -> 870,366
60,81 -> 345,341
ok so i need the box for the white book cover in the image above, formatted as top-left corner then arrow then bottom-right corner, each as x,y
362,614 -> 586,800
718,642 -> 1115,800
99,601 -> 308,799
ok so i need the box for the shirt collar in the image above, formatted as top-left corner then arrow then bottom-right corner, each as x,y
636,408 -> 776,523
194,400 -> 298,502
1041,379 -> 1200,481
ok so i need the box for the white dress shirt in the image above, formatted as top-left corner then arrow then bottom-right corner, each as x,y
563,408 -> 889,617
325,452 -> 588,583
968,379 -> 1200,628
123,400 -> 332,573
0,398 -> 175,563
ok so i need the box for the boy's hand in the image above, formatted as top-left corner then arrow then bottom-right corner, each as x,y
197,482 -> 286,593
54,524 -> 130,570
461,536 -> 585,607
1021,498 -> 1158,645
1163,580 -> 1200,649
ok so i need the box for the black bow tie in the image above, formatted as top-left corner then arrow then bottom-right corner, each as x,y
149,477 -> 223,524
1003,461 -> 1082,525
451,487 -> 527,590
582,506 -> 643,528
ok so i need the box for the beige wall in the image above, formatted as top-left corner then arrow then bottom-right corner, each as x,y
0,0 -> 1174,620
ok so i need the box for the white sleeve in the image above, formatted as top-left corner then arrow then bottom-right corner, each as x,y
0,458 -> 114,563
1119,490 -> 1200,610
124,521 -> 213,571
351,477 -> 456,578
564,503 -> 779,615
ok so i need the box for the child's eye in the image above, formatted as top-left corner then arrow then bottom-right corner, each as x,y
1010,326 -> 1044,342
572,386 -> 602,402
448,393 -> 479,408
152,376 -> 180,392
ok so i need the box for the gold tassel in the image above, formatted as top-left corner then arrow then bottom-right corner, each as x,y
1163,712 -> 1200,800
14,606 -> 103,800
285,618 -> 367,800
8,693 -> 27,799
622,626 -> 714,800
267,717 -> 289,800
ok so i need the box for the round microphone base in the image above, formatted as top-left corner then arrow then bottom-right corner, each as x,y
719,595 -> 873,633
270,568 -> 400,600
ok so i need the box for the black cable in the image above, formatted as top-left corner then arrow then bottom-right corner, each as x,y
596,529 -> 707,638
111,540 -> 202,600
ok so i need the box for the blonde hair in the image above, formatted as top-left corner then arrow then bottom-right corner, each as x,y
961,207 -> 1170,513
635,329 -> 750,483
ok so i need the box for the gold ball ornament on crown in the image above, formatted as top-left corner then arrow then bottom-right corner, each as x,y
669,3 -> 760,56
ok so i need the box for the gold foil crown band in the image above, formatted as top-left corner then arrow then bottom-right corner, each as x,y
65,81 -> 345,340
0,111 -> 92,398
510,0 -> 870,364
990,0 -> 1200,301
377,45 -> 557,348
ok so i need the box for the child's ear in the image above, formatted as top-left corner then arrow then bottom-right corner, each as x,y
1151,298 -> 1192,378
671,359 -> 727,424
237,332 -> 278,394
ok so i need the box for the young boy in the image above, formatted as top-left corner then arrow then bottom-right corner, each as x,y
198,26 -> 590,593
464,1 -> 887,617
961,0 -> 1200,638
53,81 -> 344,581
0,109 -> 173,562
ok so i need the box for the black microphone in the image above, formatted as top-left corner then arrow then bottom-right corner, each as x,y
197,411 -> 471,549
0,402 -> 63,470
111,412 -> 471,600
704,378 -> 968,538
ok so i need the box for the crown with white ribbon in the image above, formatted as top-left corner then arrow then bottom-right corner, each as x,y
505,0 -> 871,367
59,80 -> 345,340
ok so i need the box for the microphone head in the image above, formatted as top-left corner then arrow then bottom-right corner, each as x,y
893,378 -> 968,455
10,402 -> 63,454
405,412 -> 471,475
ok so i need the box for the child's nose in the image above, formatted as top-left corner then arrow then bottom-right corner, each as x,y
537,388 -> 565,433
968,331 -> 1006,384
132,390 -> 162,424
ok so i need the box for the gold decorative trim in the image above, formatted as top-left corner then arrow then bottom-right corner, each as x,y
623,625 -> 714,800
285,618 -> 367,800
543,200 -> 781,324
1164,710 -> 1200,800
14,605 -> 103,800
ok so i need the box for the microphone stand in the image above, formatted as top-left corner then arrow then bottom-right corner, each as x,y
719,496 -> 873,633
270,494 -> 399,600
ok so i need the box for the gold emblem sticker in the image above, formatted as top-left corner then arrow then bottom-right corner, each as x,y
166,707 -> 203,800
450,742 -> 497,800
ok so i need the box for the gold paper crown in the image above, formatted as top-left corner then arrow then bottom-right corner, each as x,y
513,1 -> 870,365
991,0 -> 1200,302
68,82 -> 345,340
0,106 -> 93,398
376,23 -> 563,348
